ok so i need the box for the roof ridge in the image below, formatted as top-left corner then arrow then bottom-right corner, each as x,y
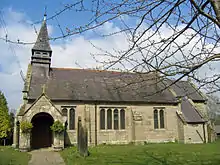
51,67 -> 161,76
184,97 -> 205,122
51,67 -> 137,74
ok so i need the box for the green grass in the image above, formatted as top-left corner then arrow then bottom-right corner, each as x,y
61,141 -> 220,165
0,146 -> 31,165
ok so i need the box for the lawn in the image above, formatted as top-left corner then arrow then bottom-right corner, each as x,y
0,146 -> 31,165
61,141 -> 220,165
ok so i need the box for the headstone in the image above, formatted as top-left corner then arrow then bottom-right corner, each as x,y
77,116 -> 89,157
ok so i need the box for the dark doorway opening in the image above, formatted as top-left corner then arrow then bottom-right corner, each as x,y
31,112 -> 54,149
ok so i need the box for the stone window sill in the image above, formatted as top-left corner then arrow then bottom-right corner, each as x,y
67,130 -> 76,133
154,128 -> 166,131
99,129 -> 126,132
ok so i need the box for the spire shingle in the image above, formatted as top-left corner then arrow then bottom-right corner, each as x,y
32,18 -> 51,52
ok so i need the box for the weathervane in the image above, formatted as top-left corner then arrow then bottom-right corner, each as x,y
44,6 -> 47,21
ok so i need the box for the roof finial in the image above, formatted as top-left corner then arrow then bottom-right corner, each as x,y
44,6 -> 47,21
44,14 -> 47,21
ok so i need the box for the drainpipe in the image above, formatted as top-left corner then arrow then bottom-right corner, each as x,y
95,103 -> 97,146
203,123 -> 206,143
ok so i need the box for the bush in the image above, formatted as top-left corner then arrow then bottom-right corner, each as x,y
20,121 -> 33,134
50,120 -> 65,133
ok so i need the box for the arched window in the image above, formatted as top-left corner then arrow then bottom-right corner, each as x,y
107,109 -> 112,129
154,109 -> 158,129
160,110 -> 165,128
100,109 -> 105,129
62,108 -> 68,116
120,109 -> 125,129
69,108 -> 75,130
114,109 -> 119,130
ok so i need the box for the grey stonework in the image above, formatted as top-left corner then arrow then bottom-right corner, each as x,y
13,15 -> 216,151
14,100 -> 212,150
15,94 -> 66,151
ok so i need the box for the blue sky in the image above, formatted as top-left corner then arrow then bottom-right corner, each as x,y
1,0 -> 90,23
1,0 -> 139,43
0,1 -> 219,111
1,0 -> 91,40
0,0 -> 129,110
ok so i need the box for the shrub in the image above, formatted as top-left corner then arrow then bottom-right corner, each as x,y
50,120 -> 65,133
20,121 -> 33,134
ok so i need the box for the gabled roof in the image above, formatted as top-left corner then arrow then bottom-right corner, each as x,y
167,80 -> 206,102
32,18 -> 51,52
17,104 -> 26,116
27,66 -> 178,104
180,97 -> 205,123
18,91 -> 62,116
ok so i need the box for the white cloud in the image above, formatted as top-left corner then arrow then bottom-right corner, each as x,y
0,9 -> 128,110
1,8 -> 220,111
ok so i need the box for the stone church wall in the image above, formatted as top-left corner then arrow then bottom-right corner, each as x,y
193,102 -> 208,120
184,123 -> 207,143
21,99 -> 208,147
177,115 -> 185,143
128,104 -> 179,143
21,97 -> 207,145
53,102 -> 179,146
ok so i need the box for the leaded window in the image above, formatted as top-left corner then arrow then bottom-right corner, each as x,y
100,109 -> 105,129
69,108 -> 75,130
120,109 -> 125,129
154,109 -> 159,129
160,110 -> 165,128
100,108 -> 126,130
107,109 -> 112,129
154,108 -> 165,129
114,109 -> 119,130
62,108 -> 68,116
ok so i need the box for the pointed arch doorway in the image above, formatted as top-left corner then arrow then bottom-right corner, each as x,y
31,112 -> 54,149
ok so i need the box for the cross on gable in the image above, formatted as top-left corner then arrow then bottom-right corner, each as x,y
42,84 -> 46,94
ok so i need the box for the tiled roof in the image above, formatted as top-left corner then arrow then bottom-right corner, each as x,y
167,80 -> 206,102
27,66 -> 178,103
32,20 -> 52,52
181,97 -> 205,123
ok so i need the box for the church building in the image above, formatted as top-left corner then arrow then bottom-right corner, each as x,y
13,15 -> 211,151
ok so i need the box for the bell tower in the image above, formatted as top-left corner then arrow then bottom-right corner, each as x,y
31,14 -> 52,68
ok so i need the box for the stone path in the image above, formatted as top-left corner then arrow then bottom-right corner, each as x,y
28,148 -> 65,165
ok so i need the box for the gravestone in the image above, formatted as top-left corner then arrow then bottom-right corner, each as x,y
77,116 -> 88,157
